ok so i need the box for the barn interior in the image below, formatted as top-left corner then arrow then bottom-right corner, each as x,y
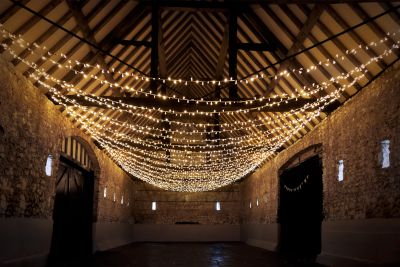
0,0 -> 399,266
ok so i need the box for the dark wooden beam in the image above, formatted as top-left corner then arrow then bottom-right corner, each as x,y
228,7 -> 238,99
0,0 -> 30,24
63,1 -> 148,86
237,42 -> 276,51
215,21 -> 229,79
325,5 -> 386,69
265,4 -> 325,96
66,0 -> 123,97
212,18 -> 229,147
145,0 -> 400,11
11,0 -> 91,66
0,0 -> 64,54
147,1 -> 229,12
65,95 -> 318,113
113,39 -> 152,47
150,3 -> 159,92
150,2 -> 170,161
158,13 -> 168,80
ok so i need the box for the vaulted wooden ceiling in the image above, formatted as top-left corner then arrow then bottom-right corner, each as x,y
0,0 -> 399,191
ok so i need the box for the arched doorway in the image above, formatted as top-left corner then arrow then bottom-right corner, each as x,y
49,136 -> 98,264
277,145 -> 323,264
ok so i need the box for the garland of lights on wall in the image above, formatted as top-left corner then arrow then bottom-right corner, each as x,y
284,175 -> 310,192
1,24 -> 399,191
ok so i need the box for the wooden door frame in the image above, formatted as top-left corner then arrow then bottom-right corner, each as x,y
277,144 -> 324,260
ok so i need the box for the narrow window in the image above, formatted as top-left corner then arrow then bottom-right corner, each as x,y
113,192 -> 116,202
338,160 -> 344,182
249,202 -> 252,209
152,201 -> 157,210
103,187 -> 107,198
121,195 -> 124,205
45,155 -> 53,176
256,198 -> 259,207
216,201 -> 221,211
381,140 -> 390,168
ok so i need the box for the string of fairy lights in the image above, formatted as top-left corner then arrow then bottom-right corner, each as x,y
0,23 -> 399,191
2,25 -> 399,104
284,175 -> 310,192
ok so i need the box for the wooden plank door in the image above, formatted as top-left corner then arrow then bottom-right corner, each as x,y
50,156 -> 94,262
278,155 -> 323,263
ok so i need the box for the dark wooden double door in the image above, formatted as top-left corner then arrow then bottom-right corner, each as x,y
278,155 -> 323,262
49,156 -> 94,263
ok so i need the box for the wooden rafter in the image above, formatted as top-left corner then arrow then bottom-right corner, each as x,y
66,0 -> 122,97
228,7 -> 238,99
114,40 -> 151,47
265,4 -> 326,96
215,20 -> 229,80
58,2 -> 149,93
260,5 -> 351,99
239,8 -> 322,142
237,42 -> 275,51
147,1 -> 400,12
11,0 -> 92,66
0,0 -> 64,54
0,0 -> 30,24
158,12 -> 168,80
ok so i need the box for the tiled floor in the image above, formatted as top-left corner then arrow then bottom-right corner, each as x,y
47,242 -> 398,267
90,242 -> 323,267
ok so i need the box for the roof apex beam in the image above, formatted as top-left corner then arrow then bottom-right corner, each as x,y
113,40 -> 152,47
237,42 -> 276,51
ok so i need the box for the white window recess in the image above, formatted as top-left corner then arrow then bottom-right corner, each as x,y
380,140 -> 390,168
45,155 -> 53,176
338,160 -> 344,182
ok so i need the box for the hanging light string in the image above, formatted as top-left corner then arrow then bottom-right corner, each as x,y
45,81 -> 324,170
1,30 -> 399,191
85,110 -> 315,191
1,24 -> 399,105
6,0 -> 399,90
33,69 -> 349,149
32,69 -> 333,143
43,52 -> 397,191
0,35 -> 396,156
11,41 -> 396,131
2,32 -> 398,123
0,40 -> 372,139
62,104 -> 326,154
284,175 -> 310,192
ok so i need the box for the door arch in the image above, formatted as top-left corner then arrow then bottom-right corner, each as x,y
49,136 -> 100,264
277,144 -> 323,263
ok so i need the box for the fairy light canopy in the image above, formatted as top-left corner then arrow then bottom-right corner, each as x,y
0,0 -> 399,192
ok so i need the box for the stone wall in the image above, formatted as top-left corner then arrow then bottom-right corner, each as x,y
241,63 -> 400,224
0,56 -> 135,263
132,180 -> 240,225
240,63 -> 400,263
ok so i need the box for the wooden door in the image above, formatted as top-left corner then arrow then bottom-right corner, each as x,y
278,155 -> 323,262
50,156 -> 94,262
